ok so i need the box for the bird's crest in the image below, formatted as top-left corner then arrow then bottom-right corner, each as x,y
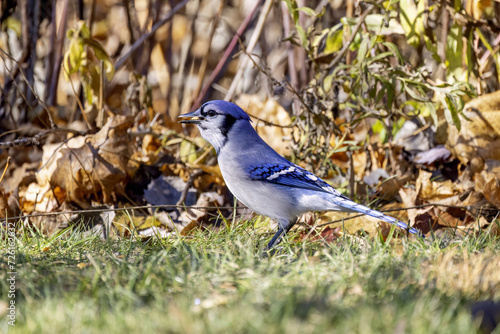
201,101 -> 252,122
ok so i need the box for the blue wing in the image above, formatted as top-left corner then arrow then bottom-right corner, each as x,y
247,163 -> 423,237
247,163 -> 347,198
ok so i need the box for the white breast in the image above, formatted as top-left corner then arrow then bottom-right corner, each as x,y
218,160 -> 298,222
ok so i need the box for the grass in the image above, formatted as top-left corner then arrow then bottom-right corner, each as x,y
1,219 -> 499,333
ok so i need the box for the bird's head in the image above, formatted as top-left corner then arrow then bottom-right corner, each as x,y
178,100 -> 252,153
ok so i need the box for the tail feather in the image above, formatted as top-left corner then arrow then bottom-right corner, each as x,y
333,197 -> 424,237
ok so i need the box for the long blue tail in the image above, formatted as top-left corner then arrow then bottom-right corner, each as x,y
332,196 -> 424,237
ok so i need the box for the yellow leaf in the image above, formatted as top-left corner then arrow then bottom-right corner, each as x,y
466,0 -> 493,20
180,140 -> 198,164
4,17 -> 21,37
399,0 -> 426,46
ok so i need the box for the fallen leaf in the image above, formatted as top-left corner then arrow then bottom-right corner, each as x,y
475,172 -> 500,208
236,94 -> 295,156
416,170 -> 460,200
447,90 -> 500,164
435,210 -> 471,228
0,188 -> 19,219
20,183 -> 58,213
363,168 -> 390,186
399,187 -> 433,234
144,175 -> 197,207
414,145 -> 451,165
178,192 -> 224,235
36,116 -> 134,207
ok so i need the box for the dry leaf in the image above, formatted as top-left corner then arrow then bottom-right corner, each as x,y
416,170 -> 460,200
144,176 -> 197,206
0,188 -> 19,219
413,146 -> 451,165
318,211 -> 392,237
178,192 -> 224,235
20,183 -> 59,213
435,210 -> 471,228
399,187 -> 433,233
352,150 -> 367,179
447,90 -> 500,164
29,202 -> 75,235
236,94 -> 295,156
1,161 -> 38,194
475,173 -> 500,208
36,116 -> 133,207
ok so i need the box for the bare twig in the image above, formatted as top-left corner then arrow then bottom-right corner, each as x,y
25,0 -> 41,110
246,112 -> 294,128
326,5 -> 374,71
281,1 -> 299,93
240,46 -> 314,115
0,157 -> 11,185
0,49 -> 56,128
47,0 -> 69,108
192,0 -> 265,110
97,60 -> 105,128
1,204 -> 240,222
296,0 -> 308,87
123,0 -> 137,45
225,0 -> 273,100
192,1 -> 224,102
178,0 -> 201,114
348,150 -> 355,198
115,0 -> 191,70
439,5 -> 448,66
63,66 -> 91,128
88,0 -> 97,32
44,2 -> 57,103
0,128 -> 87,149
176,170 -> 204,206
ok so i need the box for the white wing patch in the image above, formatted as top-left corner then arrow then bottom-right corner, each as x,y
306,174 -> 318,181
266,166 -> 296,180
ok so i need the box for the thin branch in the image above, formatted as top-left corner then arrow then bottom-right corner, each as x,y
0,49 -> 56,128
246,112 -> 294,128
115,0 -> 191,70
0,157 -> 11,185
176,170 -> 204,206
225,0 -> 273,100
0,128 -> 89,149
192,0 -> 224,102
326,4 -> 374,72
281,1 -> 299,93
123,0 -> 136,45
1,204 -> 241,222
191,0 -> 265,110
240,45 -> 314,115
47,0 -> 69,108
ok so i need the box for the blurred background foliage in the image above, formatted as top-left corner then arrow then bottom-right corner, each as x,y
0,0 -> 491,156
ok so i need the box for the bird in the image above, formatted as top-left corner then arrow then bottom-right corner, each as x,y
179,100 -> 423,249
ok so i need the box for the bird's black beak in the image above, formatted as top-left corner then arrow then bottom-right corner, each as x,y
178,110 -> 204,124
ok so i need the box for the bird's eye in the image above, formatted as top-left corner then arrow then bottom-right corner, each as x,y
200,109 -> 217,117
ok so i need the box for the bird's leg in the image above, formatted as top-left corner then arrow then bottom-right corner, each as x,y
265,219 -> 294,250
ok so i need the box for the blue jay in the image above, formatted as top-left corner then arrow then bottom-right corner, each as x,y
179,100 -> 423,249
